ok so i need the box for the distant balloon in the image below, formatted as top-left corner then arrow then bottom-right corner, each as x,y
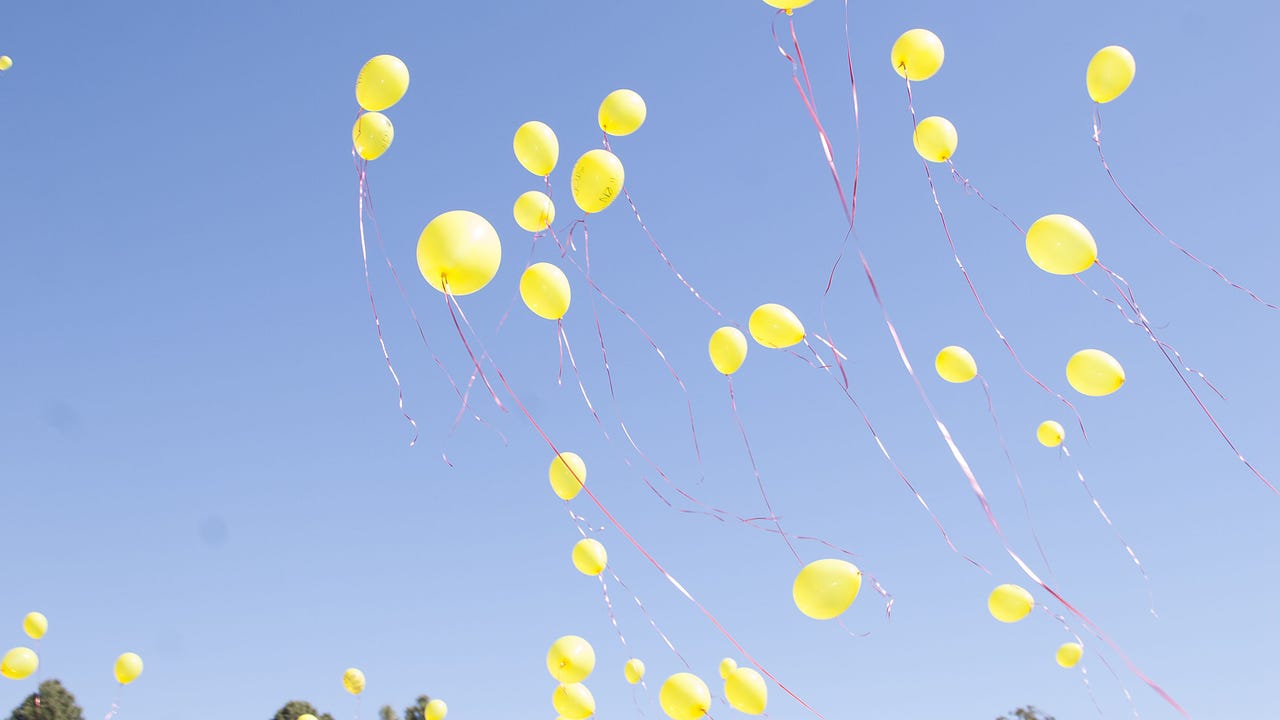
1066,349 -> 1125,397
1026,214 -> 1097,275
762,0 -> 814,11
571,150 -> 624,214
935,345 -> 977,384
342,667 -> 365,695
891,29 -> 944,81
988,584 -> 1034,623
913,116 -> 958,162
718,657 -> 737,680
356,54 -> 410,112
749,303 -> 805,349
1056,642 -> 1084,668
520,262 -> 571,320
513,190 -> 556,233
0,56 -> 12,71
425,698 -> 448,720
1087,46 -> 1136,103
724,667 -> 768,715
708,327 -> 748,375
352,112 -> 394,161
115,652 -> 144,685
659,673 -> 711,720
624,658 -> 646,684
552,683 -> 595,719
599,89 -> 647,136
416,210 -> 502,296
22,612 -> 47,640
1,647 -> 37,680
514,121 -> 560,176
1036,420 -> 1065,448
793,559 -> 862,620
547,635 -> 596,683
549,452 -> 588,501
572,538 -> 608,576
299,715 -> 318,720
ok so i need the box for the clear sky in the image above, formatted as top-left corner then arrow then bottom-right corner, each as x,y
2,2 -> 1278,719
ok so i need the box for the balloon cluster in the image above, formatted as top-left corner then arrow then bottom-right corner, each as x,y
1,613 -> 143,689
352,55 -> 410,161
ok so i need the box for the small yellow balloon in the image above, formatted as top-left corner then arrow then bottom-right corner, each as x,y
1056,642 -> 1084,668
115,652 -> 144,685
599,89 -> 647,136
988,584 -> 1034,623
572,538 -> 608,576
913,116 -> 958,162
425,698 -> 448,720
1037,420 -> 1065,448
793,559 -> 862,620
891,29 -> 944,81
659,673 -> 711,720
549,452 -> 587,501
0,56 -> 12,71
762,0 -> 814,11
1087,46 -> 1136,104
552,683 -> 595,719
342,667 -> 365,695
352,112 -> 394,161
299,715 -> 318,720
1,647 -> 38,680
356,54 -> 410,112
624,658 -> 646,684
547,635 -> 596,683
571,149 -> 624,214
514,121 -> 560,176
1066,349 -> 1125,397
416,210 -> 502,296
718,658 -> 737,680
1026,214 -> 1097,275
725,667 -> 768,715
513,190 -> 556,233
708,327 -> 748,375
22,612 -> 47,640
520,262 -> 571,321
749,304 -> 805,349
935,345 -> 977,384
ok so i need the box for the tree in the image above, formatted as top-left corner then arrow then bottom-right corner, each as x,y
378,706 -> 400,720
8,679 -> 85,720
997,707 -> 1055,720
271,700 -> 334,720
403,695 -> 431,720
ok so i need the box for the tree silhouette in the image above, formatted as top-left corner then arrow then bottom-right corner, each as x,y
997,706 -> 1055,720
8,680 -> 85,720
271,700 -> 334,720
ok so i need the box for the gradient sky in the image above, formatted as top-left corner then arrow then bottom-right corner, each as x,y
2,2 -> 1278,719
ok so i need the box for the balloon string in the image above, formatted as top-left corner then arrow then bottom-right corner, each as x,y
1038,606 -> 1134,719
729,376 -> 801,564
946,162 -> 1026,235
440,284 -> 507,414
1092,105 -> 1280,310
567,511 -> 634,663
494,229 -> 544,336
559,322 -> 609,436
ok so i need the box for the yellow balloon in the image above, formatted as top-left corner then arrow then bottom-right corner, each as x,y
425,698 -> 447,720
23,612 -> 47,640
0,56 -> 12,71
1037,420 -> 1065,448
513,190 -> 556,233
935,345 -> 977,383
547,635 -> 596,683
988,584 -> 1034,623
1066,349 -> 1125,397
115,652 -> 144,685
352,112 -> 394,161
749,303 -> 805,349
549,452 -> 587,501
659,673 -> 711,720
762,0 -> 814,11
1056,642 -> 1084,668
913,116 -> 958,163
552,683 -> 595,719
356,54 -> 410,112
624,658 -> 645,684
718,658 -> 737,680
891,29 -> 944,81
708,327 -> 747,375
514,121 -> 560,176
571,149 -> 624,214
572,538 -> 608,576
342,667 -> 365,695
520,262 -> 571,320
1026,214 -> 1097,275
599,89 -> 647,136
793,558 -> 862,620
416,210 -> 502,296
725,667 -> 767,715
299,715 -> 318,720
1,647 -> 38,680
1087,46 -> 1135,103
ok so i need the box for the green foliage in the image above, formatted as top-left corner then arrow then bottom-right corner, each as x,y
997,707 -> 1055,720
403,695 -> 432,720
271,700 -> 334,720
379,706 -> 400,720
7,680 -> 85,720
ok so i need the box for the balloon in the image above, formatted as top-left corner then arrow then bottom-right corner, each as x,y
708,327 -> 747,375
425,699 -> 448,720
552,683 -> 595,719
891,29 -> 944,81
1056,642 -> 1084,668
514,121 -> 560,175
793,558 -> 862,620
520,262 -> 570,320
598,89 -> 647,136
547,635 -> 596,683
1087,46 -> 1136,104
724,667 -> 767,715
1026,214 -> 1097,275
624,658 -> 645,684
513,190 -> 556,233
1,647 -> 37,680
115,652 -> 144,685
352,112 -> 394,161
1066,349 -> 1125,397
762,0 -> 814,11
935,345 -> 977,383
416,210 -> 502,295
549,452 -> 587,501
0,56 -> 11,71
299,715 -> 317,720
572,538 -> 608,576
342,667 -> 365,695
749,303 -> 805,349
356,54 -> 410,112
22,612 -> 47,640
659,673 -> 711,720
988,584 -> 1034,623
571,150 -> 624,214
1037,420 -> 1065,448
718,658 -> 737,680
913,116 -> 958,162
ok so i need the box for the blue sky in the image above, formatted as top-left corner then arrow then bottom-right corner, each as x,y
2,2 -> 1278,718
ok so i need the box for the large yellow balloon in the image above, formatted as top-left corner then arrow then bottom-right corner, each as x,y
988,584 -> 1034,623
1056,642 -> 1084,668
708,327 -> 748,375
0,56 -> 12,71
1026,214 -> 1097,275
352,112 -> 394,161
762,0 -> 814,12
571,150 -> 624,214
935,345 -> 977,384
599,90 -> 647,136
572,538 -> 608,576
416,210 -> 502,295
749,304 -> 805,349
342,667 -> 365,695
1087,46 -> 1135,104
1,647 -> 38,680
549,452 -> 587,501
718,658 -> 737,680
624,658 -> 645,684
115,652 -> 144,685
793,559 -> 862,620
513,190 -> 556,233
1037,420 -> 1065,448
660,673 -> 711,720
891,29 -> 944,81
547,635 -> 596,683
1066,349 -> 1125,397
913,116 -> 958,162
22,612 -> 47,640
514,121 -> 560,176
356,54 -> 410,112
520,262 -> 571,320
425,698 -> 447,720
552,683 -> 595,719
725,667 -> 768,715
